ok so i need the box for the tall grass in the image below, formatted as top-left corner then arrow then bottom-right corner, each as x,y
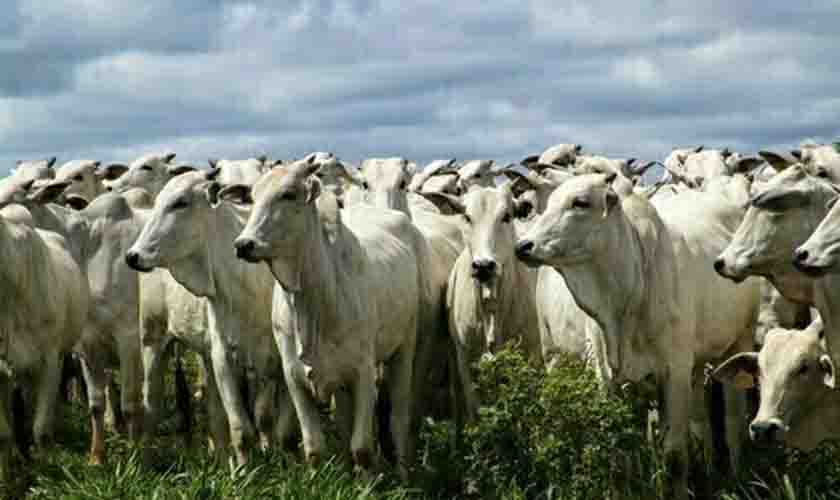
10,348 -> 840,499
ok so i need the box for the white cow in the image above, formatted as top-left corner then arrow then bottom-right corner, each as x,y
126,169 -> 293,464
432,185 -> 541,419
515,173 -> 761,499
232,158 -> 431,476
48,160 -> 106,207
354,157 -> 462,396
5,157 -> 57,186
0,209 -> 88,477
714,321 -> 839,451
760,144 -> 840,183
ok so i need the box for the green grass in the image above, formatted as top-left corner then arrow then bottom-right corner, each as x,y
8,349 -> 840,500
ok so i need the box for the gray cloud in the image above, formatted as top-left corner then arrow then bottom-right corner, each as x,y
1,0 -> 839,175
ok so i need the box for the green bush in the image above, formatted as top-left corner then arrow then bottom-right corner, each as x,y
419,347 -> 661,500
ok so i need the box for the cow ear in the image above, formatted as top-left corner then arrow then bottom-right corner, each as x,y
216,184 -> 252,206
168,164 -> 196,177
305,177 -> 322,204
758,151 -> 795,170
419,192 -> 466,214
208,158 -> 219,169
712,352 -> 759,389
164,153 -> 177,163
514,198 -> 534,219
520,155 -> 539,167
28,181 -> 71,204
820,354 -> 836,389
791,149 -> 802,160
693,145 -> 704,153
97,163 -> 129,180
64,195 -> 90,211
205,181 -> 223,206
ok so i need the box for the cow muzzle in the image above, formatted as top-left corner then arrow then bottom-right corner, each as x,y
234,237 -> 261,262
749,419 -> 786,445
792,248 -> 831,277
125,250 -> 154,273
471,258 -> 497,283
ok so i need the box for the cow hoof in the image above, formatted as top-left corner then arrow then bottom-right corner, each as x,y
88,454 -> 105,466
352,448 -> 374,470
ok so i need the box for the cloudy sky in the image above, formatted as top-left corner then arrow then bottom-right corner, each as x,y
1,0 -> 839,175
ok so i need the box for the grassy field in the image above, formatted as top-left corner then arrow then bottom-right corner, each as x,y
7,350 -> 840,500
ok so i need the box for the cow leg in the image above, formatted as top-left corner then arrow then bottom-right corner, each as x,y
104,380 -> 125,434
454,340 -> 478,422
723,380 -> 746,473
32,352 -> 61,449
253,380 -> 276,451
0,378 -> 13,484
385,348 -> 415,479
334,388 -> 353,459
141,340 -> 166,443
273,382 -> 298,449
209,338 -> 255,465
350,363 -> 377,472
117,329 -> 144,441
662,372 -> 691,500
78,356 -> 108,465
203,363 -> 230,460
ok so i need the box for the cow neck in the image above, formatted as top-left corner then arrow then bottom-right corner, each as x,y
204,202 -> 269,313
558,207 -> 649,380
282,203 -> 349,365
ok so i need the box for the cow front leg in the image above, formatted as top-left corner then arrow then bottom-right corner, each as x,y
209,340 -> 254,466
385,348 -> 416,479
273,382 -> 298,449
662,372 -> 691,500
141,340 -> 166,443
79,357 -> 108,465
116,327 -> 144,441
32,352 -> 61,450
203,362 -> 230,461
253,380 -> 276,451
350,363 -> 377,472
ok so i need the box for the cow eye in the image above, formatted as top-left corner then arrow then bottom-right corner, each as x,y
797,363 -> 809,376
315,171 -> 324,178
140,165 -> 153,171
400,180 -> 407,190
502,213 -> 512,223
171,199 -> 189,210
571,197 -> 590,210
73,175 -> 84,182
361,181 -> 369,190
281,192 -> 297,201
817,169 -> 829,179
462,214 -> 472,224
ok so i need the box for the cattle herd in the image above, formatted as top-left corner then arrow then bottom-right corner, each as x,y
1,142 -> 839,498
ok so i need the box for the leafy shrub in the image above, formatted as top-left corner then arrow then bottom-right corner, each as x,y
419,347 -> 661,500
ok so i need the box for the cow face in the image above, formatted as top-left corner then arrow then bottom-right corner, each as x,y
715,323 -> 835,447
107,152 -> 194,197
51,160 -> 102,201
457,160 -> 496,193
358,158 -> 412,212
793,188 -> 840,276
515,174 -> 619,268
714,165 -> 834,290
126,170 -> 214,272
407,159 -> 457,193
234,159 -> 321,289
10,157 -> 57,184
208,158 -> 270,188
798,144 -> 840,184
536,143 -> 581,168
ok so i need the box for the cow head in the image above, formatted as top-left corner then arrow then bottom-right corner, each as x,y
51,160 -> 103,202
106,152 -> 194,197
234,157 -> 322,292
407,159 -> 457,193
457,160 -> 497,193
515,173 -> 620,269
207,157 -> 271,188
714,165 -> 834,301
357,157 -> 412,212
125,169 -> 222,291
792,185 -> 840,277
714,322 -> 835,449
10,157 -> 57,184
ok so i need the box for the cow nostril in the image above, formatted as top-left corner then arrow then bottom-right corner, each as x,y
713,258 -> 725,273
750,421 -> 780,443
125,251 -> 139,268
472,259 -> 496,271
234,239 -> 256,259
794,248 -> 809,263
515,240 -> 534,258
